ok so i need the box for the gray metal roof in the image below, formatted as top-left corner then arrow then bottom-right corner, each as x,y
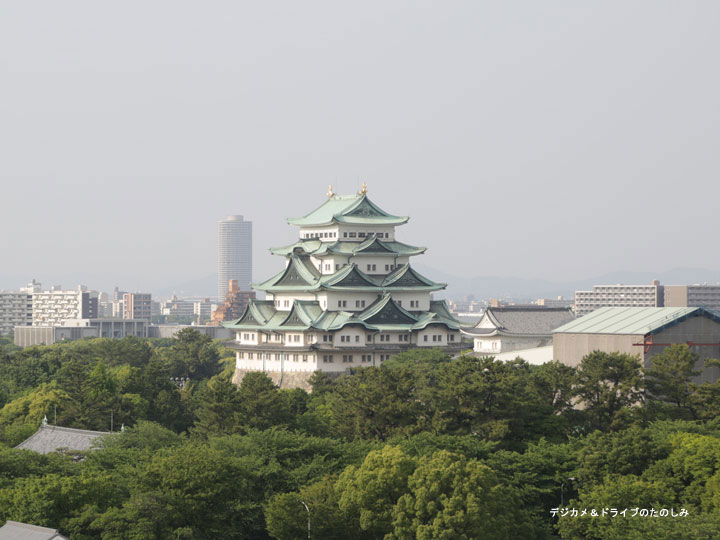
552,306 -> 713,335
15,425 -> 110,454
0,521 -> 68,540
463,307 -> 575,336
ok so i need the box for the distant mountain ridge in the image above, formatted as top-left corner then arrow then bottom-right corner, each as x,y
413,265 -> 720,301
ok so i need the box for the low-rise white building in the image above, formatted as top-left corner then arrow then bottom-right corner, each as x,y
14,318 -> 148,347
462,306 -> 574,355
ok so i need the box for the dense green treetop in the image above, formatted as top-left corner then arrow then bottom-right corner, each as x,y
0,339 -> 719,539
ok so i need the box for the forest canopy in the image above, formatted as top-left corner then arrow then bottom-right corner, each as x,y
0,334 -> 719,539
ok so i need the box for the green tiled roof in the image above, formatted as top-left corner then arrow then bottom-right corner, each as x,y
322,264 -> 379,288
287,194 -> 409,227
253,257 -> 446,293
254,256 -> 320,291
552,306 -> 719,335
270,236 -> 426,257
359,293 -> 418,325
224,295 -> 465,332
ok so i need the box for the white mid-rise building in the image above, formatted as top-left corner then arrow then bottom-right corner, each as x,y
32,287 -> 99,326
0,291 -> 33,336
194,299 -> 217,320
161,296 -> 196,317
574,281 -> 663,317
122,293 -> 152,320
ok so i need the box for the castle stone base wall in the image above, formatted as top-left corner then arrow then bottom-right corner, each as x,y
233,368 -> 338,391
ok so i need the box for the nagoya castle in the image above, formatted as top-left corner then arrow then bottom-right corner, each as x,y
225,184 -> 465,389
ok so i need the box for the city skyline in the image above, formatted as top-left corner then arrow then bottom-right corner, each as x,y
2,2 -> 720,292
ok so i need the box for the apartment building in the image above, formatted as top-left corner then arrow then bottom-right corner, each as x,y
122,293 -> 152,320
0,291 -> 33,336
665,285 -> 720,311
32,288 -> 99,326
574,281 -> 663,317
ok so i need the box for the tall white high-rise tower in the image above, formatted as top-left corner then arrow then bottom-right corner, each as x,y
218,215 -> 252,301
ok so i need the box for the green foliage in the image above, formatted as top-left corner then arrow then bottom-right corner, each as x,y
1,341 -> 720,539
573,351 -> 644,432
0,382 -> 72,444
192,375 -> 244,438
644,344 -> 701,419
265,477 -> 349,540
390,450 -> 533,540
336,446 -> 417,536
328,366 -> 424,441
162,328 -> 221,379
383,347 -> 453,367
576,426 -> 669,488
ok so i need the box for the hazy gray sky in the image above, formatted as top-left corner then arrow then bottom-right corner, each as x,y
2,1 -> 719,293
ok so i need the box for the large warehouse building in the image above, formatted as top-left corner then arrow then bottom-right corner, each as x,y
553,307 -> 720,384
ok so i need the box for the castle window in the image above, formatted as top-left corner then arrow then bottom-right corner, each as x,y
355,335 -> 360,342
302,354 -> 308,362
424,335 -> 428,342
239,352 -> 244,359
248,352 -> 254,359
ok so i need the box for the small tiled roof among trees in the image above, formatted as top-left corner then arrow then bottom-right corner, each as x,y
0,521 -> 69,540
15,425 -> 110,455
